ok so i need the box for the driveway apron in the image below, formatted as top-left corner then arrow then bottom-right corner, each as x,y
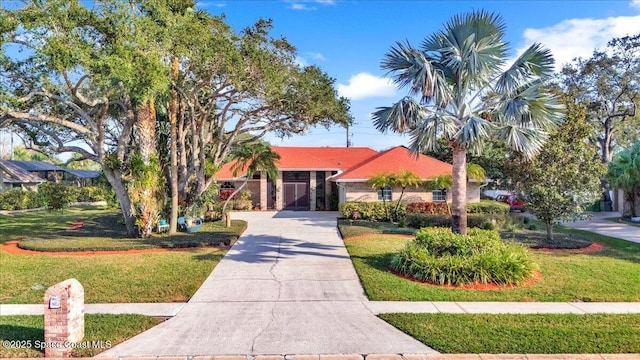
99,211 -> 434,356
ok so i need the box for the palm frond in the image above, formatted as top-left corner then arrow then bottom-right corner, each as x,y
423,10 -> 507,86
495,43 -> 555,94
495,124 -> 548,159
497,80 -> 565,130
381,40 -> 451,103
372,97 -> 426,133
453,115 -> 494,148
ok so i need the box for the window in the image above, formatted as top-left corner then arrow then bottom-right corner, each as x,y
377,185 -> 392,201
432,190 -> 446,202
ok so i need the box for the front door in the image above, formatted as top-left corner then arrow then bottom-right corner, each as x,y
283,182 -> 309,210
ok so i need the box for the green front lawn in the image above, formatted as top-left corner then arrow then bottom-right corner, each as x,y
0,206 -> 113,244
0,249 -> 225,304
345,230 -> 640,301
0,207 -> 246,251
0,314 -> 159,357
380,313 -> 640,353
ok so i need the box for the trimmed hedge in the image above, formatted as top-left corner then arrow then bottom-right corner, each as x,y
339,201 -> 407,222
406,213 -> 506,230
391,227 -> 537,286
467,200 -> 510,214
0,189 -> 45,210
406,202 -> 449,215
0,184 -> 109,211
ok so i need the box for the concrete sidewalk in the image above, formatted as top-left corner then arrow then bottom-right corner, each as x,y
5,301 -> 640,317
560,211 -> 640,244
366,301 -> 640,314
0,303 -> 185,317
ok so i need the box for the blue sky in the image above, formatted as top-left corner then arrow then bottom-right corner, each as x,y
198,0 -> 640,150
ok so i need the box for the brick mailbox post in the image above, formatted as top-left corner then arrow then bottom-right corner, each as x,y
43,279 -> 85,358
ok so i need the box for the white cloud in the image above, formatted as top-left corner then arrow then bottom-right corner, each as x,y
214,3 -> 226,8
294,56 -> 308,67
289,3 -> 316,10
516,15 -> 640,70
307,52 -> 325,61
631,0 -> 640,10
285,0 -> 335,10
337,73 -> 397,101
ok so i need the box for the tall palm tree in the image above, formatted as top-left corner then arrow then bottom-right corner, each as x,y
608,141 -> 640,217
373,11 -> 564,234
222,142 -> 280,226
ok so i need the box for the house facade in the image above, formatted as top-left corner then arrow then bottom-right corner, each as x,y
216,146 -> 482,211
0,159 -> 46,192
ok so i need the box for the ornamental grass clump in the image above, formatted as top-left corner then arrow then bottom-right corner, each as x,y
391,228 -> 537,286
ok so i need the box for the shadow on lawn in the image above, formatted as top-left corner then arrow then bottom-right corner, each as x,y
0,324 -> 44,355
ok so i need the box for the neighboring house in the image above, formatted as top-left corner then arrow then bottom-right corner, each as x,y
0,159 -> 46,193
216,146 -> 482,211
7,160 -> 101,186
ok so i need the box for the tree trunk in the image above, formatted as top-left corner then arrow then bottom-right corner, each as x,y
546,222 -> 554,241
222,181 -> 248,227
103,166 -> 137,238
169,58 -> 179,234
451,146 -> 467,234
135,99 -> 158,238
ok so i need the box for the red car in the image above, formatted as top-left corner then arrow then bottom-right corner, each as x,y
495,193 -> 526,212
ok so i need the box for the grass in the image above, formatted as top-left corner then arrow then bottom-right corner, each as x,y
0,248 -> 225,304
337,219 -> 416,238
379,313 -> 640,354
344,228 -> 640,301
0,314 -> 159,357
0,206 -> 112,244
0,207 -> 246,251
19,219 -> 247,251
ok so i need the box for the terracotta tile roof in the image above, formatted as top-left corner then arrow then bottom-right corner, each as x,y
333,146 -> 452,181
216,146 -> 378,179
0,159 -> 46,184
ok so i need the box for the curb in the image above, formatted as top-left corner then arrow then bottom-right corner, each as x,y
3,353 -> 638,360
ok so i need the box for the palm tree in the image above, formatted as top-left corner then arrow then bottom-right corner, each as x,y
425,164 -> 487,215
393,170 -> 423,214
608,141 -> 640,217
373,10 -> 564,234
366,172 -> 395,222
222,142 -> 280,226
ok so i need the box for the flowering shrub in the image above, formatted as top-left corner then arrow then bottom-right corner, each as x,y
406,202 -> 449,215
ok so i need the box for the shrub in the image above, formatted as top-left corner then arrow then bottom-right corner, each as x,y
406,213 -> 451,228
75,186 -> 107,202
406,202 -> 449,215
406,213 -> 506,229
339,201 -> 407,222
232,199 -> 252,211
39,182 -> 72,210
0,189 -> 41,210
391,227 -> 537,286
467,200 -> 510,214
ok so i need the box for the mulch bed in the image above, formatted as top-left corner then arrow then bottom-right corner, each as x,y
1,240 -> 223,257
69,221 -> 85,230
534,242 -> 604,253
389,267 -> 543,291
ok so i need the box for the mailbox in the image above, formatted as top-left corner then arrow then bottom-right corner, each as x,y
49,296 -> 61,309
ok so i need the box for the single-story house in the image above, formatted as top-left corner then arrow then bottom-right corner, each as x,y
0,159 -> 46,192
7,160 -> 101,186
216,146 -> 482,211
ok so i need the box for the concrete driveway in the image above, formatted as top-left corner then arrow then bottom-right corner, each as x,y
99,211 -> 434,356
